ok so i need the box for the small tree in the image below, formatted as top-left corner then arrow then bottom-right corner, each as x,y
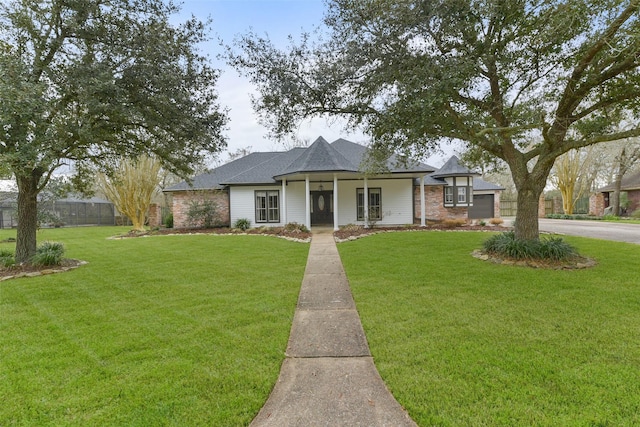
97,155 -> 162,231
550,148 -> 595,214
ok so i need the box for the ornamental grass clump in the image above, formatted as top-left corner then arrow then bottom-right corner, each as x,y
0,249 -> 15,267
31,241 -> 65,266
483,232 -> 576,261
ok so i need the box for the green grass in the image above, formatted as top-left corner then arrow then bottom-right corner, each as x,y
338,231 -> 640,426
0,227 -> 308,426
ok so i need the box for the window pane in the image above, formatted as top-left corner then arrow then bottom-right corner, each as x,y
267,191 -> 279,222
369,188 -> 381,220
445,187 -> 453,203
357,189 -> 364,221
458,187 -> 466,203
256,192 -> 267,222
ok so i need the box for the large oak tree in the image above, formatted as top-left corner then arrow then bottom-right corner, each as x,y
230,0 -> 640,241
1,0 -> 227,263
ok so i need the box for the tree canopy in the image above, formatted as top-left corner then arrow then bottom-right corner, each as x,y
1,0 -> 227,262
230,0 -> 640,240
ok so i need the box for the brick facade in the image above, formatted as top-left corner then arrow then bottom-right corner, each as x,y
147,203 -> 162,227
414,186 -> 468,222
172,190 -> 230,228
627,190 -> 640,215
589,193 -> 605,216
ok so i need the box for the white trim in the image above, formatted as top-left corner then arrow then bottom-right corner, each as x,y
305,175 -> 310,229
364,177 -> 369,228
420,175 -> 425,227
282,179 -> 287,224
333,174 -> 339,231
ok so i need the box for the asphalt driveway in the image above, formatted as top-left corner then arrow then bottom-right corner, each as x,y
537,218 -> 640,245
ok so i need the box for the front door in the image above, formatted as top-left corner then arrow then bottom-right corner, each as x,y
310,191 -> 333,225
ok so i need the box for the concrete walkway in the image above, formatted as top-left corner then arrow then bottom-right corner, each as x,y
250,231 -> 417,426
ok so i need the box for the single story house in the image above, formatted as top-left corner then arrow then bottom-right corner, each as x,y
165,137 -> 503,230
590,170 -> 640,216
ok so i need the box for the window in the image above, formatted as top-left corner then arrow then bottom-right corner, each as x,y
357,188 -> 382,221
255,190 -> 280,223
444,178 -> 473,207
445,187 -> 454,204
457,186 -> 466,203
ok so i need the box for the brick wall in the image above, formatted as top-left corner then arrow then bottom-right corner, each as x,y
589,193 -> 605,216
414,186 -> 468,222
147,203 -> 162,227
493,191 -> 502,218
171,190 -> 230,228
628,190 -> 640,215
538,194 -> 546,218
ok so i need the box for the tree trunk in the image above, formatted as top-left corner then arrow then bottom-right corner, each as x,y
611,172 -> 623,216
15,173 -> 41,264
514,186 -> 543,241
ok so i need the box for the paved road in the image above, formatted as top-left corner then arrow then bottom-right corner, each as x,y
537,218 -> 640,245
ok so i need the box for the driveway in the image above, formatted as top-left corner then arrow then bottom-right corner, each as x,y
537,218 -> 640,245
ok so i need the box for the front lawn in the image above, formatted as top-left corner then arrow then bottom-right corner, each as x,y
0,227 -> 308,426
338,231 -> 640,426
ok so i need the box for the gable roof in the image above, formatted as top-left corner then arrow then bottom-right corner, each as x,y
597,170 -> 640,192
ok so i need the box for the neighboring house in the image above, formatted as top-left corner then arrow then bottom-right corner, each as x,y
165,137 -> 503,230
590,170 -> 640,216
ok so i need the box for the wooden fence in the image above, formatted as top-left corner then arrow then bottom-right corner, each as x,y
500,196 -> 589,217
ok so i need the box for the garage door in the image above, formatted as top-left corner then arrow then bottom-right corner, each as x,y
469,194 -> 494,219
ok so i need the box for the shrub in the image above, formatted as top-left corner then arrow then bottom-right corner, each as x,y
0,249 -> 15,267
539,236 -> 577,261
163,212 -> 174,228
31,241 -> 65,266
442,218 -> 466,228
283,222 -> 310,233
478,219 -> 487,226
340,223 -> 363,232
234,218 -> 251,231
483,232 -> 576,261
186,199 -> 221,229
631,209 -> 640,219
489,217 -> 504,225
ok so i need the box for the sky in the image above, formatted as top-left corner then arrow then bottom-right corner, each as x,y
177,0 -> 452,166
176,0 -> 370,162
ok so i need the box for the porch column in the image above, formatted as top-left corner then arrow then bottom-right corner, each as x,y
420,175 -> 426,227
282,178 -> 287,225
305,175 -> 311,229
333,174 -> 339,231
364,177 -> 369,228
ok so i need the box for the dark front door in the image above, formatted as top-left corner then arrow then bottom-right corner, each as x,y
311,191 -> 333,225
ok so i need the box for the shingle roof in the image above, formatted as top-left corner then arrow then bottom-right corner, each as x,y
597,170 -> 640,192
430,155 -> 480,178
474,177 -> 505,191
166,138 -> 440,191
164,152 -> 281,191
274,137 -> 358,177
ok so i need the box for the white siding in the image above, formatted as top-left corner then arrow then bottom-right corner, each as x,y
230,186 -> 284,227
285,181 -> 307,225
337,179 -> 414,226
229,178 -> 414,228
